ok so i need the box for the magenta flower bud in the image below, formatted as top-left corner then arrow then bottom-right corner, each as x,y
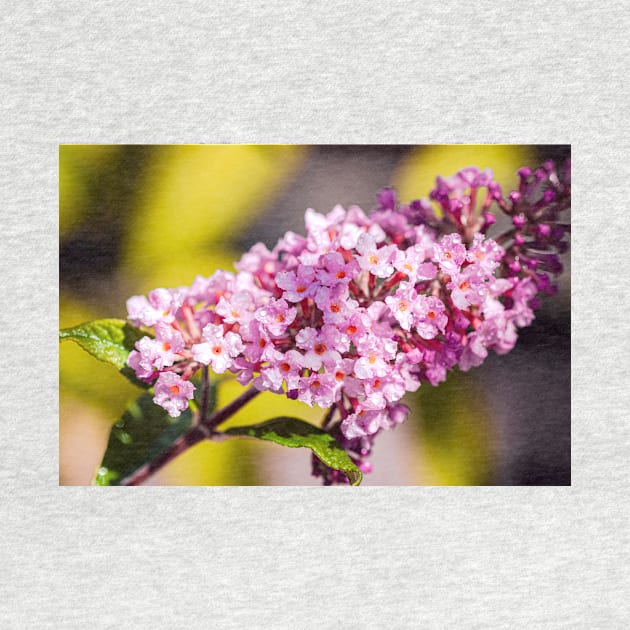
509,191 -> 522,204
518,167 -> 532,178
512,214 -> 526,229
552,226 -> 565,240
542,160 -> 554,172
537,224 -> 552,239
508,260 -> 521,274
513,233 -> 525,246
524,257 -> 539,270
377,187 -> 397,210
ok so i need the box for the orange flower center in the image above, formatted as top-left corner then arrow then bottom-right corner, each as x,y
212,345 -> 223,355
314,343 -> 327,355
169,385 -> 180,395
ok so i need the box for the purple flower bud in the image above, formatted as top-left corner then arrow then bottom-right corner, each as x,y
513,233 -> 525,246
377,187 -> 397,210
512,214 -> 526,229
508,260 -> 521,274
537,224 -> 552,239
542,160 -> 555,172
509,191 -> 522,204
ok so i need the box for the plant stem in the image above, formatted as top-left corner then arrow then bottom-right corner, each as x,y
199,365 -> 210,424
203,386 -> 261,432
118,424 -> 211,486
119,386 -> 261,486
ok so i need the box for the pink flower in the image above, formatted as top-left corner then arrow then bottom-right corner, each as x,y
467,234 -> 504,274
413,296 -> 447,339
275,265 -> 317,302
385,282 -> 418,331
297,372 -> 337,407
255,298 -> 297,336
297,326 -> 342,371
355,233 -> 397,278
215,291 -> 256,325
316,252 -> 360,286
153,372 -> 194,417
127,322 -> 185,381
260,349 -> 304,392
340,408 -> 385,439
393,245 -> 437,282
434,233 -> 466,274
192,324 -> 244,373
304,206 -> 346,252
239,320 -> 274,363
126,288 -> 184,327
447,269 -> 488,309
314,285 -> 357,325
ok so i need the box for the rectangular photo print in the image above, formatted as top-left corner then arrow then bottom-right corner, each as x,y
59,144 -> 571,485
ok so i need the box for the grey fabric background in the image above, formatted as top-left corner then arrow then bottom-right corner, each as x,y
1,1 -> 628,627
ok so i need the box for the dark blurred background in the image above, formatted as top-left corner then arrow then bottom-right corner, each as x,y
59,144 -> 570,485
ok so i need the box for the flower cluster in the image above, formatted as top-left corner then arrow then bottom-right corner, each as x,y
126,160 -> 570,483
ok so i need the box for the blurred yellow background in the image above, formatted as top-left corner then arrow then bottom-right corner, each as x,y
59,144 -> 570,485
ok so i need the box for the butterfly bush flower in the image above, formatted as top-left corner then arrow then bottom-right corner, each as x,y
125,159 -> 571,483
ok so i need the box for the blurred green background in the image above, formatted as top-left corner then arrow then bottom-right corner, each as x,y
59,144 -> 570,485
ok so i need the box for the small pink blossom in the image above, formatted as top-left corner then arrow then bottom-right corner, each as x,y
275,265 -> 317,302
434,233 -> 466,274
153,372 -> 194,417
215,291 -> 256,325
314,285 -> 357,325
413,296 -> 447,339
393,245 -> 437,282
255,298 -> 297,336
192,324 -> 244,373
298,326 -> 342,371
316,252 -> 360,287
385,282 -> 418,331
126,288 -> 183,327
355,233 -> 397,278
297,372 -> 337,407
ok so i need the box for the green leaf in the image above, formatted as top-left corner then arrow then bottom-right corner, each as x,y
95,393 -> 194,485
59,319 -> 149,388
225,417 -> 363,486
